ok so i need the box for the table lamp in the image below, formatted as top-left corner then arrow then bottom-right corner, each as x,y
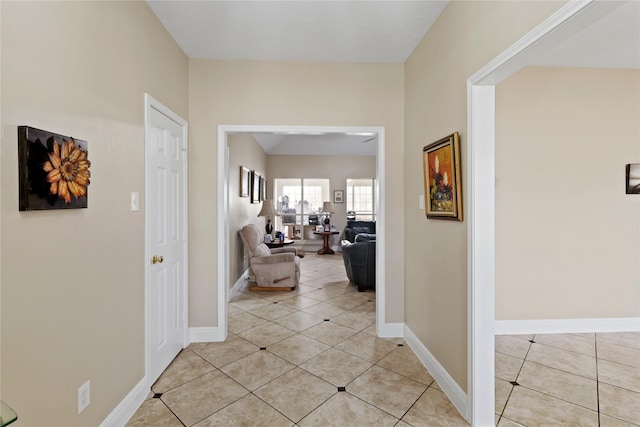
258,199 -> 278,235
321,201 -> 334,230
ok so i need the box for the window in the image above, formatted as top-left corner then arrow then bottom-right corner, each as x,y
346,178 -> 376,221
303,181 -> 325,214
274,178 -> 330,240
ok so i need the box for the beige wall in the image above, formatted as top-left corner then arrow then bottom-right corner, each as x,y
404,1 -> 565,391
266,154 -> 376,237
496,66 -> 640,320
0,2 -> 188,425
228,134 -> 268,286
189,60 -> 404,327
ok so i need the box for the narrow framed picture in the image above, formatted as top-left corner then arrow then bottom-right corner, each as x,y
423,132 -> 463,220
333,189 -> 344,204
626,164 -> 640,194
240,166 -> 250,198
251,170 -> 261,204
261,177 -> 267,200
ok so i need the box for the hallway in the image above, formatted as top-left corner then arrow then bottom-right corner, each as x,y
126,251 -> 640,426
127,253 -> 468,426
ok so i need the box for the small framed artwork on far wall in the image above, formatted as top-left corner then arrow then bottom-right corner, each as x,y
260,177 -> 267,200
251,170 -> 261,204
627,164 -> 640,194
240,166 -> 250,198
333,190 -> 344,204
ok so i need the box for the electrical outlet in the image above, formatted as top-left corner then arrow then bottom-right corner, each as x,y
78,380 -> 90,414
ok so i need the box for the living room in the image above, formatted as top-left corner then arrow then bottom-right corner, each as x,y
227,132 -> 377,295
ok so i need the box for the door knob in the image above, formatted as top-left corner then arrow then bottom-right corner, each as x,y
152,255 -> 164,264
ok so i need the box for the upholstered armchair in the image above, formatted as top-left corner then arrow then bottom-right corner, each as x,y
343,220 -> 376,243
239,224 -> 300,290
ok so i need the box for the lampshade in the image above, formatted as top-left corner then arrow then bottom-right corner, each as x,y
321,201 -> 334,214
257,199 -> 278,218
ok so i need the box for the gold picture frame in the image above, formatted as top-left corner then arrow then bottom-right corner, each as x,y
423,132 -> 462,220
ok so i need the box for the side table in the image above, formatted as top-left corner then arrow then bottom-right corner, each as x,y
313,231 -> 339,255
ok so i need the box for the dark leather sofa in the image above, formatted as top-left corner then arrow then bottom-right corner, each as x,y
341,221 -> 376,292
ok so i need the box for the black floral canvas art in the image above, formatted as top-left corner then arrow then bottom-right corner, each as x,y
18,126 -> 91,211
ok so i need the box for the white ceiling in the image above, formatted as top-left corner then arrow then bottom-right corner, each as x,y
147,0 -> 639,156
145,0 -> 448,63
251,132 -> 378,156
527,0 -> 640,69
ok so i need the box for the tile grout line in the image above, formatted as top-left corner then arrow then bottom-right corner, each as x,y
521,336 -> 604,416
519,340 -> 599,382
144,254 -> 452,426
224,259 -> 375,423
497,335 -> 535,424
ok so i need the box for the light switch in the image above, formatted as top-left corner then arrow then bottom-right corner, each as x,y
131,192 -> 139,212
419,194 -> 425,210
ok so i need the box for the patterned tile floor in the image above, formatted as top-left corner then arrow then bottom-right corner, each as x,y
495,331 -> 640,426
127,253 -> 468,426
127,252 -> 640,426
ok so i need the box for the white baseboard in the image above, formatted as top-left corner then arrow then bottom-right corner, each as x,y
100,376 -> 149,427
377,322 -> 404,338
229,269 -> 249,302
495,317 -> 640,335
404,325 -> 468,422
190,326 -> 225,342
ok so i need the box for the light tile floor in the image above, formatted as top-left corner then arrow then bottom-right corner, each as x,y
496,332 -> 640,426
127,252 -> 640,426
127,253 -> 469,426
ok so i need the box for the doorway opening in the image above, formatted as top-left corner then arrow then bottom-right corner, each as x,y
467,1 -> 633,424
216,125 -> 391,341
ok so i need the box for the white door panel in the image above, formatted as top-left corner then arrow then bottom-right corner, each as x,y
146,99 -> 187,384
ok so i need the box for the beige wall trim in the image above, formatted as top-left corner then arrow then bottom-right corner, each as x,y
404,325 -> 467,417
495,318 -> 640,336
99,377 -> 148,427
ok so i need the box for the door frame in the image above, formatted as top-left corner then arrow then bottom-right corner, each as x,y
467,1 -> 601,424
216,125 -> 388,340
144,93 -> 189,386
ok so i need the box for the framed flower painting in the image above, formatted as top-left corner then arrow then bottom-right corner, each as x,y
422,132 -> 462,220
18,126 -> 91,211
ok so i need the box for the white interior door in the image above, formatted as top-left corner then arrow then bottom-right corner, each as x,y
146,95 -> 188,384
